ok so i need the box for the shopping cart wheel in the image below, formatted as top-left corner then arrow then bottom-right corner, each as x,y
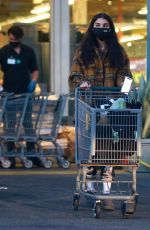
56,156 -> 70,169
43,160 -> 52,169
1,159 -> 11,169
73,194 -> 80,211
121,200 -> 135,218
24,159 -> 33,169
93,201 -> 101,218
61,160 -> 70,169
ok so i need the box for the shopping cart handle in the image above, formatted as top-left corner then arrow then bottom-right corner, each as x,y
90,86 -> 121,92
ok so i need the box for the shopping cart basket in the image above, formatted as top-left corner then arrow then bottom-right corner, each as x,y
0,93 -> 32,168
0,92 -> 13,168
73,87 -> 142,218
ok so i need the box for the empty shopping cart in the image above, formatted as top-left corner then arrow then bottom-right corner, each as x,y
0,92 -> 14,168
0,93 -> 33,168
20,93 -> 70,169
0,93 -> 70,169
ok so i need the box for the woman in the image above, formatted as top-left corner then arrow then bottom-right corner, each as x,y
69,13 -> 132,90
69,13 -> 132,211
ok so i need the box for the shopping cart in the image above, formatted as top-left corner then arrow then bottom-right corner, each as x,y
0,92 -> 14,168
73,87 -> 142,218
0,93 -> 33,168
0,93 -> 70,169
20,93 -> 70,169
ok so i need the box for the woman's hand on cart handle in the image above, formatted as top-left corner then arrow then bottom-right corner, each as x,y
79,81 -> 91,90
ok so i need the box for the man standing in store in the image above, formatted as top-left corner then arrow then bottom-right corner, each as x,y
0,25 -> 41,167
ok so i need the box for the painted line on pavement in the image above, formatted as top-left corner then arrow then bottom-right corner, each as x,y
0,169 -> 128,176
140,160 -> 150,168
0,169 -> 77,176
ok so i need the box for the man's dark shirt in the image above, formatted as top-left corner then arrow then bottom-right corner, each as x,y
0,43 -> 38,94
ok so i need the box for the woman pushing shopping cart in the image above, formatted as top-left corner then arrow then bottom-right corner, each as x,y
69,12 -> 142,217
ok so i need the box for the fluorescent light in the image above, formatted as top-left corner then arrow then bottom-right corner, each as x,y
120,35 -> 144,43
31,3 -> 50,14
20,13 -> 50,23
0,18 -> 23,27
68,0 -> 75,5
115,25 -> 136,32
32,0 -> 44,4
0,13 -> 50,27
138,6 -> 147,15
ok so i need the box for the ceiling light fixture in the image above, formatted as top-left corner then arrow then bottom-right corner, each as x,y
0,18 -> 22,27
20,13 -> 50,23
107,1 -> 112,6
138,6 -> 147,15
32,0 -> 44,4
31,3 -> 50,14
0,13 -> 50,27
68,0 -> 75,5
115,25 -> 136,32
120,35 -> 144,43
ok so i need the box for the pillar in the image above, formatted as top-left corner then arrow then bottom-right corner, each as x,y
50,0 -> 70,94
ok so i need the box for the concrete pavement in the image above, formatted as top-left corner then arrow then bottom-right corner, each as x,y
0,165 -> 149,230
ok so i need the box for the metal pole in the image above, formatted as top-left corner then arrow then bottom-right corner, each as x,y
50,0 -> 70,94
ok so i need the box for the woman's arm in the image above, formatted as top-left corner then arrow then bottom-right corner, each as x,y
69,51 -> 85,92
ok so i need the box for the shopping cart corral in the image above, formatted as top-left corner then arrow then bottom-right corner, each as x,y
0,92 -> 70,169
73,87 -> 142,218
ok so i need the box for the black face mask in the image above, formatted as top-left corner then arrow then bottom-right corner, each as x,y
92,28 -> 111,41
9,41 -> 20,48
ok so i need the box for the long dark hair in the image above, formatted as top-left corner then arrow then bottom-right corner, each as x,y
7,26 -> 24,39
80,13 -> 125,67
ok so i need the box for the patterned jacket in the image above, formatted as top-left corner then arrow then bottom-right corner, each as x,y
69,47 -> 132,92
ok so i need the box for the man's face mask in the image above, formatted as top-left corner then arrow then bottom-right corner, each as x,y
9,41 -> 20,48
92,28 -> 111,41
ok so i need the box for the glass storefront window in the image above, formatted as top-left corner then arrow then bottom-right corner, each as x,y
70,0 -> 147,86
0,0 -> 50,87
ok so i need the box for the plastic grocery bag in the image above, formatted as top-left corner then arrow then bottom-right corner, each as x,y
110,98 -> 126,109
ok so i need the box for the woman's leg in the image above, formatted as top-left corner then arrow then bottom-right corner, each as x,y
101,166 -> 115,210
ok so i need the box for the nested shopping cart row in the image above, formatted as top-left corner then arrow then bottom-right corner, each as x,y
0,92 -> 69,169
